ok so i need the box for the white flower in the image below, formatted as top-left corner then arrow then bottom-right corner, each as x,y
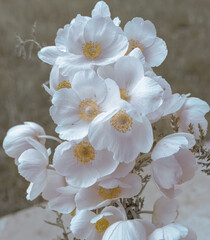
18,138 -> 49,200
3,122 -> 45,163
70,206 -> 126,240
148,223 -> 189,240
102,219 -> 155,240
53,139 -> 118,188
89,101 -> 153,163
176,97 -> 210,139
124,17 -> 168,67
151,133 -> 197,198
50,69 -> 121,141
38,13 -> 128,76
75,173 -> 142,210
98,55 -> 164,116
152,196 -> 179,227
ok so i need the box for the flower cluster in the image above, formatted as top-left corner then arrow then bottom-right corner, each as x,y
3,1 -> 210,240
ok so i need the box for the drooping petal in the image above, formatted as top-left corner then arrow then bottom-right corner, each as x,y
151,133 -> 195,161
152,196 -> 179,227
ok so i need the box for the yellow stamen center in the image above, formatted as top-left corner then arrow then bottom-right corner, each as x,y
82,41 -> 102,60
120,88 -> 130,101
73,141 -> 95,164
110,110 -> 133,133
57,80 -> 71,90
95,218 -> 110,233
98,186 -> 121,200
125,39 -> 144,55
78,98 -> 101,122
70,208 -> 76,217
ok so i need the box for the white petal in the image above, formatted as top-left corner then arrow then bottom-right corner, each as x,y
42,169 -> 65,201
38,46 -> 67,65
130,76 -> 163,115
144,37 -> 168,67
174,149 -> 197,183
48,194 -> 75,214
114,56 -> 144,90
151,133 -> 195,161
18,148 -> 48,182
152,196 -> 179,227
92,1 -> 111,18
97,65 -> 115,80
124,17 -> 156,47
70,210 -> 96,239
149,224 -> 188,240
152,156 -> 182,190
72,69 -> 107,104
55,23 -> 71,47
102,220 -> 147,240
113,17 -> 121,26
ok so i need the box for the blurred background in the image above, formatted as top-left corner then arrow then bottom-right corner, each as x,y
0,0 -> 210,217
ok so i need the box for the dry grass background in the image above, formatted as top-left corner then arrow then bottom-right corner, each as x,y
0,0 -> 209,217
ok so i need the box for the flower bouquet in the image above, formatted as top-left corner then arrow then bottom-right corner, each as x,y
3,1 -> 210,239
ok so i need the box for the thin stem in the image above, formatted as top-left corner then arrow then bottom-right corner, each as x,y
55,212 -> 69,240
23,39 -> 41,49
139,210 -> 153,215
38,135 -> 63,143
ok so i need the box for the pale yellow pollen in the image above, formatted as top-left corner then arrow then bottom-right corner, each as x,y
57,80 -> 71,90
110,110 -> 133,133
82,41 -> 102,60
125,39 -> 144,55
78,98 -> 101,122
98,186 -> 121,200
95,218 -> 110,233
120,88 -> 130,101
73,141 -> 95,164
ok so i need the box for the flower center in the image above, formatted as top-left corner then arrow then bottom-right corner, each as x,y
57,80 -> 71,90
125,39 -> 144,55
82,41 -> 102,60
73,141 -> 95,164
110,110 -> 133,133
98,186 -> 121,200
78,98 -> 101,122
95,218 -> 110,234
120,88 -> 130,101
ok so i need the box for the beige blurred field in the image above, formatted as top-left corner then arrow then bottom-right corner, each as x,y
0,0 -> 210,217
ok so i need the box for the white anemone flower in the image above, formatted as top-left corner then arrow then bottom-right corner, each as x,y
75,173 -> 142,210
148,223 -> 196,240
38,14 -> 128,76
70,206 -> 126,240
176,97 -> 210,139
124,17 -> 168,67
102,219 -> 155,240
50,69 -> 121,141
3,122 -> 46,164
151,133 -> 197,198
98,55 -> 164,116
53,139 -> 118,188
152,196 -> 179,227
89,101 -> 153,163
18,138 -> 50,200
